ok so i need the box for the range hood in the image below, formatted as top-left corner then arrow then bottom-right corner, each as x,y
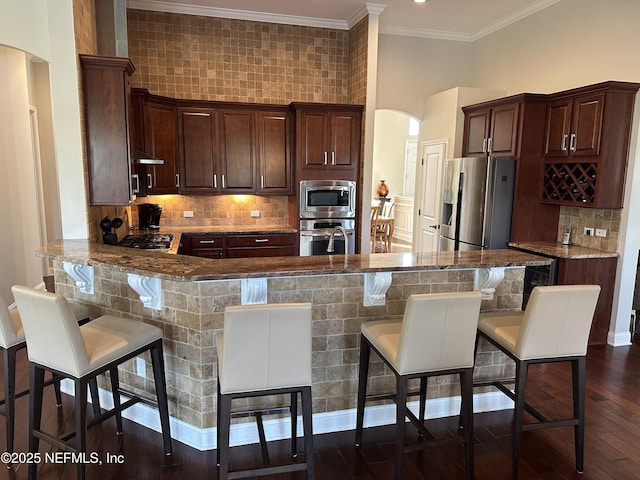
134,150 -> 165,165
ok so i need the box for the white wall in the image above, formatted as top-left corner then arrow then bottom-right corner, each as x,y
0,48 -> 46,302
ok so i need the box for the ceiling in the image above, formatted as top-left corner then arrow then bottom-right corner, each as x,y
127,0 -> 560,42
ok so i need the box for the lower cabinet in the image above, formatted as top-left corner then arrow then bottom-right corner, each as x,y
556,256 -> 617,345
178,232 -> 296,258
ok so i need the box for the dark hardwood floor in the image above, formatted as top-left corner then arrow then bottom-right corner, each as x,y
2,336 -> 640,479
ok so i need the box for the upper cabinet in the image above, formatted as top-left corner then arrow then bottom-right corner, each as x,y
178,107 -> 219,194
256,111 -> 292,194
541,82 -> 639,208
462,102 -> 519,157
80,55 -> 136,206
218,109 -> 256,193
131,89 -> 179,195
292,103 -> 363,181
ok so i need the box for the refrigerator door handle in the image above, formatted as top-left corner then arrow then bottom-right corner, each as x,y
482,157 -> 496,248
454,171 -> 464,251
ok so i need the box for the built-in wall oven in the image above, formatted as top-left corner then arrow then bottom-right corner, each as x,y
299,219 -> 356,256
300,180 -> 356,219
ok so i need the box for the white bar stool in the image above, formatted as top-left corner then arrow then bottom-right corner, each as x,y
11,285 -> 172,480
216,303 -> 314,480
0,293 -> 91,468
476,284 -> 600,479
355,291 -> 482,480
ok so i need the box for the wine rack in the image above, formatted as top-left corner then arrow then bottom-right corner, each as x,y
542,162 -> 597,205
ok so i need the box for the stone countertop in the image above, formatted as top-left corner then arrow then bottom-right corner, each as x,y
509,241 -> 619,259
38,240 -> 551,282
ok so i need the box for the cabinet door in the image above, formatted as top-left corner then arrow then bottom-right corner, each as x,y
145,101 -> 178,194
544,99 -> 572,157
571,93 -> 604,157
218,110 -> 255,193
298,111 -> 329,169
489,103 -> 519,156
330,112 -> 359,170
256,111 -> 292,194
463,108 -> 491,156
178,109 -> 218,193
80,55 -> 135,206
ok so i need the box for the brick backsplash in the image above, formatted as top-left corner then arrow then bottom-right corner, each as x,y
558,206 -> 620,252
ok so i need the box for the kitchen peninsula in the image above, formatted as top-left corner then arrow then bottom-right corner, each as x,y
37,240 -> 550,450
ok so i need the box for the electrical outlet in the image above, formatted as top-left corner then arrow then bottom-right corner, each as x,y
183,211 -> 194,218
595,228 -> 607,237
250,210 -> 261,218
136,358 -> 146,378
584,227 -> 594,236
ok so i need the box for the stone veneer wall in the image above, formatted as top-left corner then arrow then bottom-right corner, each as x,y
557,206 -> 620,252
54,261 -> 522,430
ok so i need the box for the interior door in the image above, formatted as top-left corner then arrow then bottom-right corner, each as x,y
416,142 -> 446,253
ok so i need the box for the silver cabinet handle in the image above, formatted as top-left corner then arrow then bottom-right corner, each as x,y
199,240 -> 217,244
331,152 -> 336,165
175,173 -> 180,188
147,173 -> 152,189
561,134 -> 568,151
569,133 -> 577,151
131,174 -> 140,194
221,174 -> 226,188
254,238 -> 269,243
482,138 -> 487,154
487,137 -> 493,153
323,152 -> 328,165
213,174 -> 217,188
261,175 -> 265,189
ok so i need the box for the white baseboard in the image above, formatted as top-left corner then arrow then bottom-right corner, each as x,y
608,330 -> 632,346
61,381 -> 513,451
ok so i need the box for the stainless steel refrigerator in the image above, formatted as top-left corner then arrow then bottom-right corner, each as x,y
440,157 -> 516,252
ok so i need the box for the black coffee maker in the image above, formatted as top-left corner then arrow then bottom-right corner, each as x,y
137,203 -> 162,230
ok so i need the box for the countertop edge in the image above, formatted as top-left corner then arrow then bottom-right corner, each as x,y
509,241 -> 619,259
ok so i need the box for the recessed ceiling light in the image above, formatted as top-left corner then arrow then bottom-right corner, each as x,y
414,0 -> 427,3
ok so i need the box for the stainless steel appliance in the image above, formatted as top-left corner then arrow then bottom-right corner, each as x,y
440,157 -> 516,251
138,203 -> 162,230
118,233 -> 173,250
299,180 -> 356,219
299,219 -> 355,256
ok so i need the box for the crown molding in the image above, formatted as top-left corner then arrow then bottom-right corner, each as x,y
347,3 -> 386,29
380,25 -> 473,42
127,0 -> 349,29
470,0 -> 561,41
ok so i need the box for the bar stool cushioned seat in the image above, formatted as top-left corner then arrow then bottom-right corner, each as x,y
355,291 -> 482,480
0,293 -> 90,467
216,303 -> 314,480
11,285 -> 172,480
476,284 -> 600,479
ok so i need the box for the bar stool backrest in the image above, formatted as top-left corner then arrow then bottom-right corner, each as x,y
0,295 -> 22,349
517,285 -> 601,360
396,291 -> 482,375
11,285 -> 89,376
219,303 -> 312,394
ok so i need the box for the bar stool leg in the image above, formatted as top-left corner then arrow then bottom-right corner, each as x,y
109,367 -> 123,434
150,340 -> 172,455
394,375 -> 408,480
74,378 -> 88,480
419,377 -> 427,425
53,373 -> 63,406
301,386 -> 315,479
28,363 -> 45,480
572,357 -> 586,473
290,392 -> 298,457
512,360 -> 529,480
2,347 -> 17,465
218,393 -> 233,480
460,369 -> 474,480
216,381 -> 221,466
355,336 -> 371,446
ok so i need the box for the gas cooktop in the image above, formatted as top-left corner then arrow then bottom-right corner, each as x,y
118,233 -> 173,250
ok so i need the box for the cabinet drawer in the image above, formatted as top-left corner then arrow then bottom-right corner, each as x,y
188,235 -> 226,248
192,248 -> 225,259
226,233 -> 295,248
226,246 -> 296,258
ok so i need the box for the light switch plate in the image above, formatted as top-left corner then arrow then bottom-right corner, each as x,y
250,210 -> 261,218
183,211 -> 194,218
595,228 -> 607,237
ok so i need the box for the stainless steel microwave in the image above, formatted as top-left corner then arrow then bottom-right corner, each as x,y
299,180 -> 356,218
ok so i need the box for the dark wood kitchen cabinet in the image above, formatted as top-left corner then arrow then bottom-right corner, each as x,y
256,111 -> 292,194
462,102 -> 519,157
541,82 -> 639,208
226,233 -> 296,258
80,54 -> 136,206
556,256 -> 618,345
177,108 -> 219,194
292,103 -> 363,181
131,89 -> 179,195
178,233 -> 225,258
218,109 -> 255,193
